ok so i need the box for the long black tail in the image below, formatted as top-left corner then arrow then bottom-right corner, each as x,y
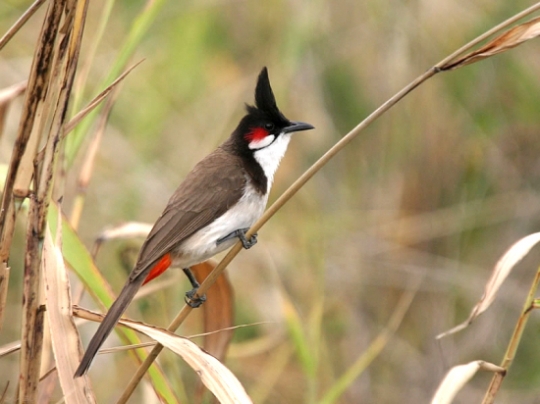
74,275 -> 146,377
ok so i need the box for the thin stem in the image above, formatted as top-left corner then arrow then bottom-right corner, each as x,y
436,1 -> 540,69
0,0 -> 47,51
482,267 -> 540,404
319,277 -> 420,404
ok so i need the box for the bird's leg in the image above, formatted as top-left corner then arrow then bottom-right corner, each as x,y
183,267 -> 206,308
216,227 -> 258,249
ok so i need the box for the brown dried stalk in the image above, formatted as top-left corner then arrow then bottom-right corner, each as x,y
17,0 -> 90,401
0,0 -> 66,331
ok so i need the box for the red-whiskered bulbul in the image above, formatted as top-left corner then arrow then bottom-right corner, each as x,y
74,67 -> 314,376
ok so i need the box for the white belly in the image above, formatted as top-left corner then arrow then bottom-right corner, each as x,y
171,185 -> 267,268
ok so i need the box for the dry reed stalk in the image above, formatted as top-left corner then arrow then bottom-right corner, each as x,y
0,0 -> 66,332
13,0 -> 90,401
7,0 -> 68,397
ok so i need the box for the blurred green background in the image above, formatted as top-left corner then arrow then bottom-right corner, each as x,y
1,0 -> 540,402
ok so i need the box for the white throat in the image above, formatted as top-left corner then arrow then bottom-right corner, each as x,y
253,132 -> 292,191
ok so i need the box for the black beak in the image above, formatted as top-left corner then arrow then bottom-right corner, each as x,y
283,121 -> 315,134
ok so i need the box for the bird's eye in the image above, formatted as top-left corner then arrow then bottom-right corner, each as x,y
264,122 -> 275,131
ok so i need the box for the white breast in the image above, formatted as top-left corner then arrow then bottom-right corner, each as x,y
253,132 -> 292,192
172,183 -> 268,268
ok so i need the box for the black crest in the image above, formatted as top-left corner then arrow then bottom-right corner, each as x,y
255,68 -> 278,113
248,67 -> 289,123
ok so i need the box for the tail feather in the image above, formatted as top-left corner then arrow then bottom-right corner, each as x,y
74,275 -> 146,377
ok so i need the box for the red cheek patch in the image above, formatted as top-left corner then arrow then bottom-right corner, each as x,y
245,127 -> 269,142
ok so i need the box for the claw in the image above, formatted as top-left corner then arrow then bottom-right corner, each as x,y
185,288 -> 207,308
217,228 -> 258,249
182,267 -> 206,308
242,233 -> 257,249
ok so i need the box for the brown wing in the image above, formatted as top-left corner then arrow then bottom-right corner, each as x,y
129,148 -> 246,281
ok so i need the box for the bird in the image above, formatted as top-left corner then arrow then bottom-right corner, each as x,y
74,67 -> 314,376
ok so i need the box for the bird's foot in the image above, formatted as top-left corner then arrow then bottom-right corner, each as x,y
217,228 -> 258,249
185,287 -> 207,308
183,267 -> 206,308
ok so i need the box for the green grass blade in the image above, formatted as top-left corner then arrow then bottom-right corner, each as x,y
66,0 -> 168,165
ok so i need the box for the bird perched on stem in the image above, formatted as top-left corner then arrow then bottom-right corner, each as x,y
75,67 -> 314,376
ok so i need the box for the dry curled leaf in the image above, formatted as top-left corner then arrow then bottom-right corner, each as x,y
92,221 -> 152,256
443,16 -> 540,70
431,361 -> 505,404
42,225 -> 96,404
119,319 -> 252,404
191,260 -> 234,361
95,221 -> 153,243
191,260 -> 234,404
437,232 -> 540,339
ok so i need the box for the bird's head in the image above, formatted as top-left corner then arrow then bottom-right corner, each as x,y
234,67 -> 314,152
